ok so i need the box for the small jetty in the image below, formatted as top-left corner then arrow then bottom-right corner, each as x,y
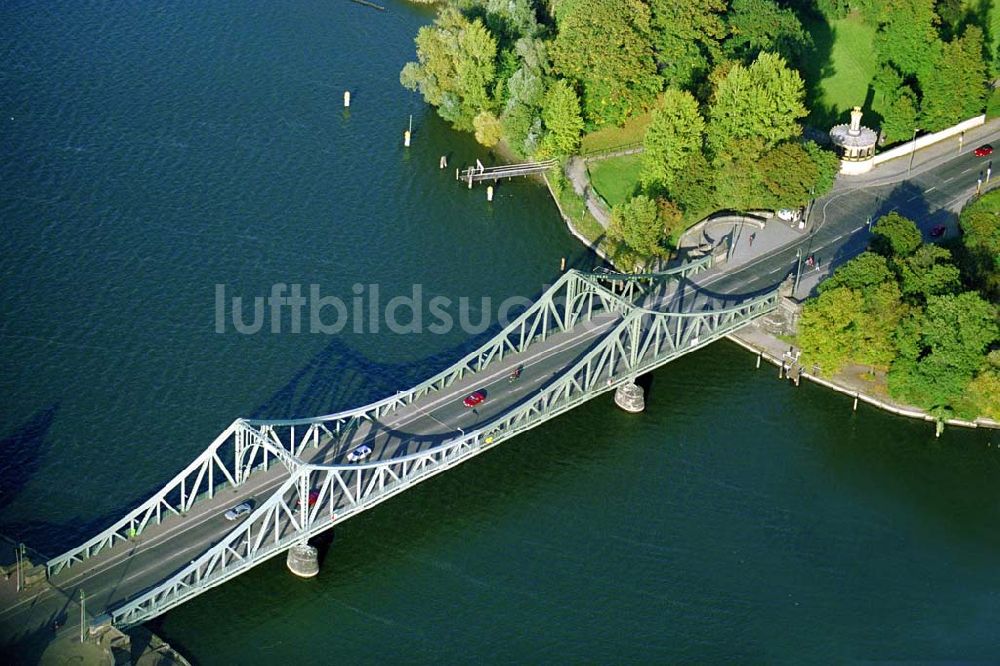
458,159 -> 557,186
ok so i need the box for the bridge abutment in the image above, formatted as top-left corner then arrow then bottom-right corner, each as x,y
614,382 -> 645,413
286,542 -> 319,578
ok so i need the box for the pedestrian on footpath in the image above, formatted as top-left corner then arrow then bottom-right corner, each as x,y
749,232 -> 756,247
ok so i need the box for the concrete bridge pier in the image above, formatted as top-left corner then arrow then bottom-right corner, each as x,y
286,542 -> 319,578
614,381 -> 645,413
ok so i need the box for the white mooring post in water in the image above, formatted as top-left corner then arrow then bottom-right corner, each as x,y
403,114 -> 412,147
343,91 -> 350,108
487,185 -> 494,201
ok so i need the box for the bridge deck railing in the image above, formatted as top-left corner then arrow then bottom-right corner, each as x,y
109,285 -> 779,627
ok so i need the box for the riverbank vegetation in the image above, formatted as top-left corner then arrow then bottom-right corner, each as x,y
798,204 -> 1000,421
401,0 -> 992,265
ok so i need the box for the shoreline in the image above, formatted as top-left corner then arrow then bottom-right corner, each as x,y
537,159 -> 998,433
726,328 -> 1000,433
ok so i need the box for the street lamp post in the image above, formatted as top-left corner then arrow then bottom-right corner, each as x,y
793,248 -> 804,297
14,543 -> 23,593
907,127 -> 919,176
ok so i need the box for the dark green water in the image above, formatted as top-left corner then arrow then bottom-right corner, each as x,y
1,1 -> 998,662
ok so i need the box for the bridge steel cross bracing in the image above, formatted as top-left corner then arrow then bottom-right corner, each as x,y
47,256 -> 778,628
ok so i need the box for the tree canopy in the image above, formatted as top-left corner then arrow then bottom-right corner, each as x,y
640,89 -> 706,191
400,8 -> 498,132
549,0 -> 661,127
706,53 -> 807,161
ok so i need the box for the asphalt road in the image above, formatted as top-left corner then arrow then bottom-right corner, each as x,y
2,127 -> 996,644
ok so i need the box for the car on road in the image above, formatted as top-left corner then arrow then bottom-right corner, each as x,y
224,502 -> 252,521
463,390 -> 486,408
297,489 -> 320,508
347,444 -> 373,462
930,224 -> 946,237
776,208 -> 801,222
974,144 -> 993,157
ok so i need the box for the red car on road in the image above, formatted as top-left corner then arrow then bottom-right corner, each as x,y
463,390 -> 486,408
974,144 -> 993,157
297,489 -> 320,508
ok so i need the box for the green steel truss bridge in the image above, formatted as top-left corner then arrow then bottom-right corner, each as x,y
43,256 -> 779,629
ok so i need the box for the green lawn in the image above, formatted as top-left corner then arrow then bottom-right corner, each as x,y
588,154 -> 643,208
580,111 -> 652,154
802,12 -> 878,127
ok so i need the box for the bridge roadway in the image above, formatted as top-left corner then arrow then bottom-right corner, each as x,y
2,125 -> 995,644
2,307 -> 631,641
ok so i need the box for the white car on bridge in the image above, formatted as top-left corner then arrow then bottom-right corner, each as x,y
224,502 -> 252,521
347,444 -> 373,462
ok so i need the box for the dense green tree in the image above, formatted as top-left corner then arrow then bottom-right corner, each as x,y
855,281 -> 908,369
919,26 -> 988,131
799,287 -> 866,376
725,0 -> 810,63
400,8 -> 498,132
898,244 -> 961,301
658,198 -> 687,246
888,291 -> 999,412
959,193 -> 1000,300
549,0 -> 661,126
874,0 -> 942,77
872,212 -> 922,257
538,79 -> 584,156
714,149 -> 768,211
640,89 -> 706,191
820,252 -> 894,291
670,152 -> 718,221
880,85 -> 920,144
499,37 -> 551,157
473,111 -> 503,146
648,0 -> 727,89
706,53 -> 807,161
608,195 -> 666,261
966,352 -> 1000,420
757,141 -> 839,208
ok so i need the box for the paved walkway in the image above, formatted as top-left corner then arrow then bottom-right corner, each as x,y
565,157 -> 611,228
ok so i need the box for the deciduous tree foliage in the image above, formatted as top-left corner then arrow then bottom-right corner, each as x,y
640,89 -> 706,191
706,53 -> 807,161
758,141 -> 837,208
874,0 -> 942,77
400,8 -> 498,132
872,212 -> 922,257
898,244 -> 961,302
919,25 -> 988,131
820,252 -> 894,291
608,194 -> 665,262
725,0 -> 810,63
648,0 -> 727,89
799,287 -> 866,376
539,79 -> 584,156
549,0 -> 661,126
888,292 -> 999,414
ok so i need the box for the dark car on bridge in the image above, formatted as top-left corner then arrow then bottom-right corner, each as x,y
974,144 -> 993,157
463,390 -> 486,407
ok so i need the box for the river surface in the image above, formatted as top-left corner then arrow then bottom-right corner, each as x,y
2,1 -> 998,662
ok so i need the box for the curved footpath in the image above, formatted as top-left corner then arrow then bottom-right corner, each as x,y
548,119 -> 1000,434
